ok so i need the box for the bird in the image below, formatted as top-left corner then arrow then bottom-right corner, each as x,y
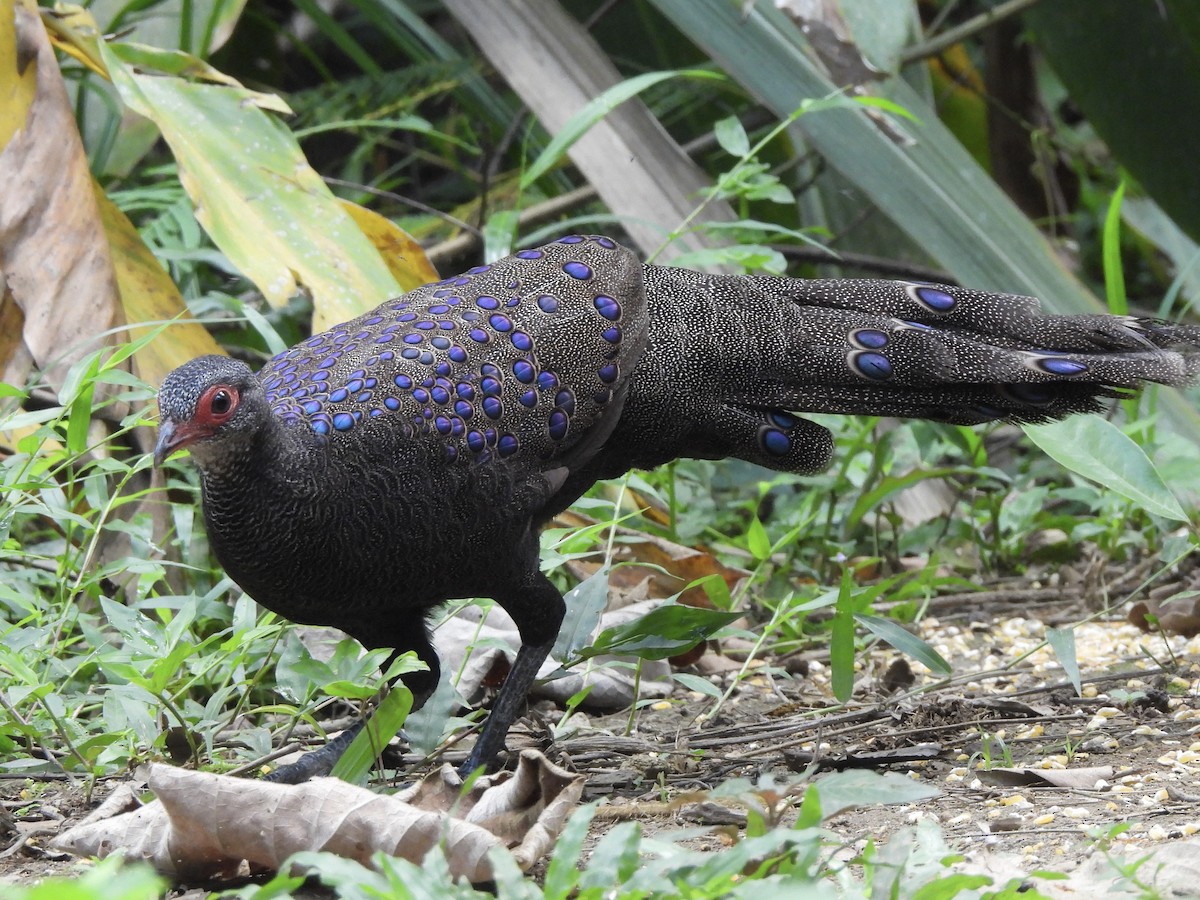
155,234 -> 1200,781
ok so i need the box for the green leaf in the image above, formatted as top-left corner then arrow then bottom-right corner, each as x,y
321,680 -> 382,701
1046,626 -> 1081,696
1,855 -> 165,900
672,672 -> 723,698
100,41 -> 400,333
746,516 -> 771,561
1027,0 -> 1200,244
553,568 -> 611,660
1102,181 -> 1128,315
794,781 -> 823,828
693,572 -> 732,610
714,115 -> 750,156
330,684 -> 413,783
857,613 -> 951,675
519,68 -> 724,189
829,569 -> 856,703
812,769 -> 940,819
66,381 -> 96,456
542,805 -> 596,899
482,208 -> 521,262
1023,417 -> 1188,521
846,466 -> 975,531
911,874 -> 993,899
577,604 -> 740,661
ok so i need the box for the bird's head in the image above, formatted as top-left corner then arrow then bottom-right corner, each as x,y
155,355 -> 266,468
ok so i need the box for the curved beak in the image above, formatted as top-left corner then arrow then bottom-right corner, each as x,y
154,419 -> 186,467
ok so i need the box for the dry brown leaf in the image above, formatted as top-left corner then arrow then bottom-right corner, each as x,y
432,600 -> 673,710
774,0 -> 884,88
0,2 -> 122,393
1128,594 -> 1200,637
53,751 -> 584,884
555,511 -> 749,610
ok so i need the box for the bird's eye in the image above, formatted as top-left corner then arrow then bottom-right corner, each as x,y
197,384 -> 240,424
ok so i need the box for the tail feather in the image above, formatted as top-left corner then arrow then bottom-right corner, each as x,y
626,266 -> 1200,479
756,277 -> 1196,353
761,306 -> 1196,393
751,278 -> 1200,408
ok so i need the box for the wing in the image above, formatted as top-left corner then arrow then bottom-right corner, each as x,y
258,235 -> 648,477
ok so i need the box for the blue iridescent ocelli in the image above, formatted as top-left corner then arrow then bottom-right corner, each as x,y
593,295 -> 621,321
759,427 -> 790,456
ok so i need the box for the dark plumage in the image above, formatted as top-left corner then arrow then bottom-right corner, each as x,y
155,234 -> 1200,779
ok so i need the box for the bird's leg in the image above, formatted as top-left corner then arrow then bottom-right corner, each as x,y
263,630 -> 441,784
458,571 -> 566,777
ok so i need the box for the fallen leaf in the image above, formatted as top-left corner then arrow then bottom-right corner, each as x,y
1129,592 -> 1200,637
976,765 -> 1114,790
53,751 -> 583,884
433,600 -> 673,710
555,511 -> 749,610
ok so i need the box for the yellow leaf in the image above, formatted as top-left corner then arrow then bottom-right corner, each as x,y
94,187 -> 224,387
99,40 -> 402,335
338,200 -> 440,291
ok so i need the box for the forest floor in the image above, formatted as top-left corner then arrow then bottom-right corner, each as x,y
3,569 -> 1200,897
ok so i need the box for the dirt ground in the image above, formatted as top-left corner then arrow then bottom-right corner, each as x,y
4,575 -> 1200,896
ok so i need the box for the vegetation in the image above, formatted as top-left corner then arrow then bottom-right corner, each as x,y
2,0 -> 1198,895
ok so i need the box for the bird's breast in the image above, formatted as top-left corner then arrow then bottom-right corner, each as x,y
198,441 -> 534,625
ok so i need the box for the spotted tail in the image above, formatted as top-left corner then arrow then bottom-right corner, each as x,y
605,265 -> 1200,479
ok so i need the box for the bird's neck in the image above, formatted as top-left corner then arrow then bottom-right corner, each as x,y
191,414 -> 299,486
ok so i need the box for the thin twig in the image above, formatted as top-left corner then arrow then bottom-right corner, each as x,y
899,0 -> 1046,65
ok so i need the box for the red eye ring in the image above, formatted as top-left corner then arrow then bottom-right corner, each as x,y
197,384 -> 240,425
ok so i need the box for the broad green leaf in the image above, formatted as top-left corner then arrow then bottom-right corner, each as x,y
577,604 -> 740,661
812,769 -> 940,820
1024,417 -> 1188,521
846,466 -> 975,531
1,854 -> 166,900
322,680 -> 381,701
542,805 -> 596,898
553,568 -> 611,660
746,516 -> 771,561
100,41 -> 401,334
857,614 -> 951,675
671,672 -> 723,698
794,781 -> 823,828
